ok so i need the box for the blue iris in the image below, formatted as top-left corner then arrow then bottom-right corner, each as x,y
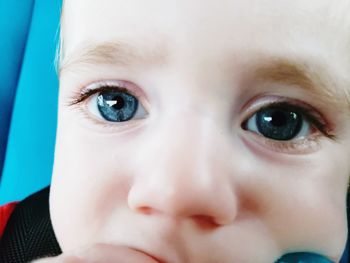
97,90 -> 138,122
275,252 -> 334,263
256,107 -> 302,141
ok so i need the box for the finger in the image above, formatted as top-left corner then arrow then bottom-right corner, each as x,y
31,255 -> 83,263
32,243 -> 160,263
76,243 -> 160,263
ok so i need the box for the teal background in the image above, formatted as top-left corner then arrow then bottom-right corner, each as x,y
0,0 -> 61,205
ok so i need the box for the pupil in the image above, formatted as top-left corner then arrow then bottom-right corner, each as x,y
256,107 -> 302,141
112,96 -> 125,110
270,111 -> 287,127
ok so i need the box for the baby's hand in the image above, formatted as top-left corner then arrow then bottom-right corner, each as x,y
32,243 -> 161,263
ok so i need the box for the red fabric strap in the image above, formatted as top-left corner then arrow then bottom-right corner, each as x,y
0,202 -> 18,239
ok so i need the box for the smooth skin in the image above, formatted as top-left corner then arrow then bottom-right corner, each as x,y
40,0 -> 350,262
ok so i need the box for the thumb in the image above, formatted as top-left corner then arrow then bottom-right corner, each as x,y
31,243 -> 161,263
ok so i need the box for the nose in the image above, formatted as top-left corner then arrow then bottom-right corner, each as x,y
127,110 -> 238,226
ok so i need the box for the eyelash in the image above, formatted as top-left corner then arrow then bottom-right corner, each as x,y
68,83 -> 136,106
243,101 -> 334,138
67,82 -> 148,132
68,84 -> 336,152
241,100 -> 336,153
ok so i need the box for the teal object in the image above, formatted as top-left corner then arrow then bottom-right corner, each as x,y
275,252 -> 333,263
0,0 -> 61,204
0,0 -> 34,180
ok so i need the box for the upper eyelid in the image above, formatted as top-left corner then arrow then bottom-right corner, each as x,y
240,95 -> 325,122
68,81 -> 140,106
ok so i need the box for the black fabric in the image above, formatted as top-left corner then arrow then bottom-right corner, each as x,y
0,187 -> 62,262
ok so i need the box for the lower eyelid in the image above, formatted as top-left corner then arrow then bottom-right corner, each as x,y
73,103 -> 146,134
243,130 -> 323,154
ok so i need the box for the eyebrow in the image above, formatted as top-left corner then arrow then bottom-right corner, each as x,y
59,40 -> 168,74
251,57 -> 350,114
60,41 -> 350,115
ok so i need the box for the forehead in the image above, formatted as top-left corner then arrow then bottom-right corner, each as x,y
62,0 -> 350,55
62,0 -> 350,89
61,1 -> 350,97
61,1 -> 350,90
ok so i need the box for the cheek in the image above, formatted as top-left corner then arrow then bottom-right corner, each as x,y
50,107 -> 349,259
243,153 -> 348,258
50,119 -> 141,251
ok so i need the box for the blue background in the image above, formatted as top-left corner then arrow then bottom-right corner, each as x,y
0,0 -> 60,204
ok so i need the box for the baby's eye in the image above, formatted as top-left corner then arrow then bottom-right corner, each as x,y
243,105 -> 311,141
87,89 -> 147,122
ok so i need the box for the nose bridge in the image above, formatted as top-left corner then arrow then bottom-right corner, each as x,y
150,107 -> 226,189
163,108 -> 215,169
128,109 -> 237,224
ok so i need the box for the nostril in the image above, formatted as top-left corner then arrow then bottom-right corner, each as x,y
191,215 -> 220,230
137,206 -> 153,215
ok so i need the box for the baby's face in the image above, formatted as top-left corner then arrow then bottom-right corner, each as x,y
51,0 -> 350,262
